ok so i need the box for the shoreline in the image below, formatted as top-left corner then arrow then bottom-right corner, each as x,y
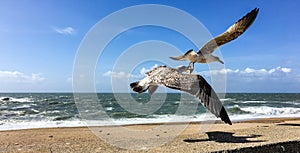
0,117 -> 299,152
1,116 -> 299,132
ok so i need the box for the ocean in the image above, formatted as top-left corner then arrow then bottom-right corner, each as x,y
0,93 -> 299,131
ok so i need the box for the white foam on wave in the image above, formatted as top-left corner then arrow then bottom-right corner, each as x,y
8,97 -> 34,103
280,101 -> 300,105
11,104 -> 32,110
240,106 -> 300,116
110,114 -> 217,125
1,106 -> 299,131
1,111 -> 299,131
105,107 -> 113,111
0,114 -> 217,131
0,120 -> 87,131
239,100 -> 268,104
220,98 -> 235,102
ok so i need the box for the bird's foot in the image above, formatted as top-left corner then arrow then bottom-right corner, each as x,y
186,62 -> 194,74
186,67 -> 194,74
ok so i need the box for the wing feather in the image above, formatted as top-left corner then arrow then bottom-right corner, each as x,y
130,66 -> 232,125
163,73 -> 232,125
197,8 -> 259,55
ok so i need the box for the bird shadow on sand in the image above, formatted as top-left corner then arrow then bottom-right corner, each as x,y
277,123 -> 300,127
184,131 -> 266,143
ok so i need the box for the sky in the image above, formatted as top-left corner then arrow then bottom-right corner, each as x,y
0,0 -> 300,93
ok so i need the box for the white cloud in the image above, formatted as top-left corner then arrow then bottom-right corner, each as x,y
201,66 -> 292,82
197,66 -> 299,92
203,67 -> 290,75
241,67 -> 291,75
103,64 -> 159,79
53,26 -> 76,35
0,70 -> 45,83
139,64 -> 159,76
281,67 -> 291,73
103,66 -> 293,83
103,71 -> 136,79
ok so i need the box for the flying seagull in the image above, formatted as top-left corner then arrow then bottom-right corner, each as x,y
170,8 -> 259,73
130,65 -> 232,125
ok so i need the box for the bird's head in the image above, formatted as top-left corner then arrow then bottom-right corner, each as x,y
130,65 -> 168,94
130,81 -> 148,93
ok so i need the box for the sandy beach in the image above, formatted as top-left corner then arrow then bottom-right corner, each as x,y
0,118 -> 299,153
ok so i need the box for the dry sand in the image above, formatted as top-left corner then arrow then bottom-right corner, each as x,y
0,118 -> 299,153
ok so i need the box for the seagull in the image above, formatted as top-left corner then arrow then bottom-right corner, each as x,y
130,65 -> 232,125
170,8 -> 259,74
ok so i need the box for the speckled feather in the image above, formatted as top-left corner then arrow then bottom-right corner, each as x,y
131,66 -> 232,125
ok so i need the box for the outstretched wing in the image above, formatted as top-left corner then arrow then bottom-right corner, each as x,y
164,74 -> 232,125
197,8 -> 259,55
169,49 -> 194,61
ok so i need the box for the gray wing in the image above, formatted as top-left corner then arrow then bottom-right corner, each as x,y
169,49 -> 194,61
197,8 -> 259,55
164,74 -> 232,125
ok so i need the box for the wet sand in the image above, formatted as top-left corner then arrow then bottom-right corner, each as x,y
0,118 -> 299,153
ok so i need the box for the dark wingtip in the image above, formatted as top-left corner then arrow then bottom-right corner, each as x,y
251,7 -> 259,18
236,7 -> 259,33
255,7 -> 259,12
251,8 -> 259,15
254,7 -> 259,16
220,107 -> 232,125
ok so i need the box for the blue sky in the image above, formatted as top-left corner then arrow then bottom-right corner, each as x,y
0,0 -> 299,93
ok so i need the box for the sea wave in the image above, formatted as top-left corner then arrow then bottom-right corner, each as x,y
0,120 -> 86,131
1,93 -> 300,131
240,106 -> 300,116
227,105 -> 251,114
220,98 -> 236,102
0,97 -> 34,103
238,100 -> 269,104
11,104 -> 33,110
0,112 -> 299,131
